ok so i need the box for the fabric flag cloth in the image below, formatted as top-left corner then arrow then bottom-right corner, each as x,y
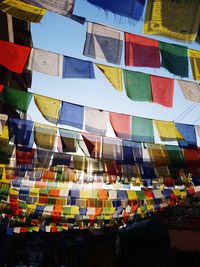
184,148 -> 200,169
83,22 -> 123,65
178,80 -> 200,102
35,149 -> 53,168
27,48 -> 63,76
59,128 -> 80,153
58,101 -> 84,129
150,75 -> 174,107
85,107 -> 109,135
159,42 -> 188,77
196,26 -> 200,44
0,40 -> 31,74
8,117 -> 34,148
175,123 -> 197,148
196,126 -> 200,138
0,0 -> 46,23
146,143 -> 170,166
131,116 -> 154,143
122,140 -> 143,164
144,0 -> 200,42
16,147 -> 35,165
34,123 -> 57,150
0,125 -> 9,143
52,152 -> 71,166
188,49 -> 200,81
62,56 -> 95,79
0,87 -> 33,112
109,112 -> 131,140
0,114 -> 8,134
34,94 -> 60,124
0,144 -> 14,164
154,120 -> 183,141
124,32 -> 160,68
165,145 -> 185,167
22,0 -> 74,16
79,133 -> 101,158
123,70 -> 152,101
87,0 -> 146,20
102,137 -> 123,161
96,64 -> 122,92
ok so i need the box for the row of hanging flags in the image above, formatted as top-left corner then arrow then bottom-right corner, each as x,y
0,0 -> 200,231
1,39 -> 200,108
1,86 -> 200,147
0,0 -> 200,43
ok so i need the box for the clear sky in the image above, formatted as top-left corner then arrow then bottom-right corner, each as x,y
28,0 -> 200,133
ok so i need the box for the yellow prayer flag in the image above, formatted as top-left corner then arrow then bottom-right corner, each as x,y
0,165 -> 6,180
154,120 -> 183,141
96,64 -> 123,92
146,143 -> 170,166
34,123 -> 57,150
0,0 -> 46,23
127,190 -> 137,200
144,0 -> 200,42
71,206 -> 79,215
34,95 -> 60,124
188,49 -> 200,81
32,226 -> 40,232
0,126 -> 9,143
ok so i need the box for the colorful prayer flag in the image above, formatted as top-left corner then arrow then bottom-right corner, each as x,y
175,123 -> 197,148
34,123 -> 57,150
123,70 -> 152,101
83,22 -> 123,65
85,107 -> 108,135
188,49 -> 200,81
178,80 -> 200,102
154,120 -> 183,141
150,75 -> 174,107
131,116 -> 154,143
125,32 -> 160,68
109,112 -> 131,139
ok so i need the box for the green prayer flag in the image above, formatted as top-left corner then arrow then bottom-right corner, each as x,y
166,145 -> 185,167
159,42 -> 188,77
0,144 -> 14,164
123,70 -> 152,101
136,190 -> 145,200
0,87 -> 33,112
131,116 -> 154,143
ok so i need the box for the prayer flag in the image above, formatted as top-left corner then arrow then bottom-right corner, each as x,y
0,40 -> 31,73
35,149 -> 53,168
123,70 -> 152,101
27,48 -> 63,76
58,101 -> 84,129
154,120 -> 183,141
63,56 -> 95,78
109,112 -> 130,139
85,107 -> 108,135
188,49 -> 200,81
144,0 -> 200,42
146,143 -> 170,166
0,0 -> 45,22
184,148 -> 200,168
125,32 -> 160,68
0,126 -> 9,143
87,0 -> 146,20
96,64 -> 122,92
150,75 -> 174,107
196,26 -> 200,44
175,123 -> 197,148
0,114 -> 8,134
0,87 -> 33,112
122,140 -> 143,164
102,137 -> 123,161
159,42 -> 188,77
8,117 -> 34,148
0,144 -> 14,164
52,152 -> 71,166
16,147 -> 35,165
178,80 -> 200,102
79,133 -> 101,158
59,128 -> 79,153
34,94 -> 60,124
131,116 -> 154,143
22,0 -> 74,16
83,22 -> 123,65
34,123 -> 57,150
166,145 -> 185,167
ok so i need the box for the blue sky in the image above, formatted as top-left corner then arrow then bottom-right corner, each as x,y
28,0 -> 200,129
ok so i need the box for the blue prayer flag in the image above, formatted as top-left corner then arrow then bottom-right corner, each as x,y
175,123 -> 197,148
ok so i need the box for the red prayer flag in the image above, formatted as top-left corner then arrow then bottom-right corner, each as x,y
0,84 -> 4,92
125,33 -> 160,68
184,148 -> 200,168
82,133 -> 101,158
0,40 -> 31,74
109,112 -> 131,139
150,75 -> 174,107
